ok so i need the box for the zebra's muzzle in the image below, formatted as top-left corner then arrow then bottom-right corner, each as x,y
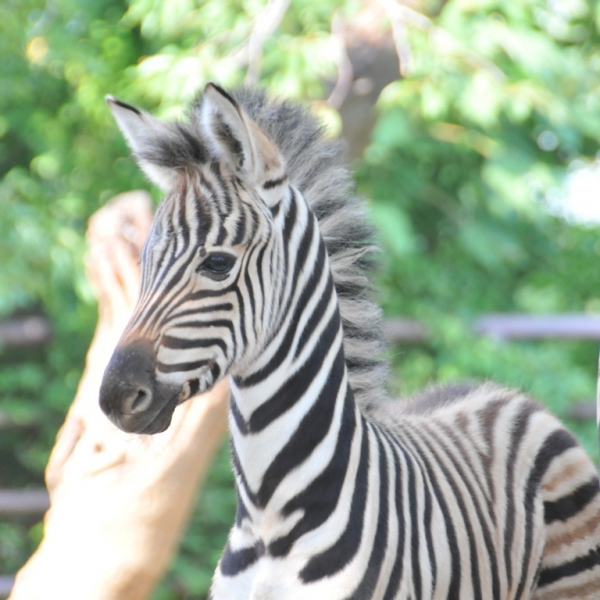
99,338 -> 180,434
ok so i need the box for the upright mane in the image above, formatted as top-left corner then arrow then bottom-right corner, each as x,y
224,88 -> 389,409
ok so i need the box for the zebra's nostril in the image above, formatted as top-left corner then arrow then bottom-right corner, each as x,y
124,386 -> 153,414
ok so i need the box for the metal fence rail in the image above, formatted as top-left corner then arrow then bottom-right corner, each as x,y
0,490 -> 50,515
0,578 -> 14,598
384,313 -> 600,343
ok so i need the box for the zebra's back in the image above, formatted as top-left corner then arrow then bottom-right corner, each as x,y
369,383 -> 600,599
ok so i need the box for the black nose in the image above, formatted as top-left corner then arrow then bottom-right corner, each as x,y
99,339 -> 158,432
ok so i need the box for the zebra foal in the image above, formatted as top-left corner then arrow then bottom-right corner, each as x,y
99,83 -> 600,599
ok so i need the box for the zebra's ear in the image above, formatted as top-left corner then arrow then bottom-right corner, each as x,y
201,83 -> 286,206
106,96 -> 176,191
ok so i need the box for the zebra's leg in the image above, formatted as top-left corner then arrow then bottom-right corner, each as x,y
533,437 -> 600,599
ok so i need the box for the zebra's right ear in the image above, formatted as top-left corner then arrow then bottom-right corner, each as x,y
200,83 -> 287,207
106,96 -> 176,191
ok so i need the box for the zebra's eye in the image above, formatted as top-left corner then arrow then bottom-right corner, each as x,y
197,253 -> 236,277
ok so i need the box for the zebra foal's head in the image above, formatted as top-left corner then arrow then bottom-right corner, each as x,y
99,84 -> 291,434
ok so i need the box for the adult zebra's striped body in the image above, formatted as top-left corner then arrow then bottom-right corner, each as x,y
99,83 -> 600,599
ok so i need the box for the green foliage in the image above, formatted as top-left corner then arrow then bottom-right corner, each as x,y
1,0 -> 600,597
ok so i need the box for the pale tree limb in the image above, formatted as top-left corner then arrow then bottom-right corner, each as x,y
9,191 -> 229,600
381,0 -> 505,81
326,13 -> 354,110
245,0 -> 291,85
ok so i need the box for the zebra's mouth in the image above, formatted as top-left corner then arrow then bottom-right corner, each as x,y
176,360 -> 217,405
138,389 -> 181,435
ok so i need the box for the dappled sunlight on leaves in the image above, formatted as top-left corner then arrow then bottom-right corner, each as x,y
2,0 -> 600,596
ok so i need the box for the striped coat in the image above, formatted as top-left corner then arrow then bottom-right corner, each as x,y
98,83 -> 600,599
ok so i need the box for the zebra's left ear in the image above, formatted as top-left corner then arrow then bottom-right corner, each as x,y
106,96 -> 177,191
201,83 -> 287,207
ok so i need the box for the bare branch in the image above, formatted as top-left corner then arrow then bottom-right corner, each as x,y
381,0 -> 506,81
245,0 -> 291,85
326,13 -> 355,109
381,0 -> 414,76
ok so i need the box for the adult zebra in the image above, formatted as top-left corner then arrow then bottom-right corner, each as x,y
99,83 -> 600,599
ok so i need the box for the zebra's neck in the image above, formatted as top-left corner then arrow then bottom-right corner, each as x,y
227,225 -> 363,554
228,344 -> 363,568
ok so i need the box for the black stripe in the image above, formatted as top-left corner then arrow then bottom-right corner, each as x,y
219,540 -> 264,577
235,287 -> 247,350
268,386 -> 356,557
239,233 -> 325,388
229,393 -> 248,435
263,174 -> 288,190
544,478 -> 599,524
231,209 -> 247,246
430,438 -> 482,600
255,244 -> 268,330
422,454 -> 437,594
476,398 -> 508,524
503,402 -> 542,589
189,285 -> 239,300
538,546 -> 600,587
436,421 -> 500,600
407,433 -> 423,599
209,161 -> 233,215
247,309 -> 340,432
110,98 -> 141,115
215,223 -> 227,245
381,442 -> 406,600
401,426 -> 462,599
299,417 -> 370,582
157,358 -> 210,374
294,276 -> 334,360
183,319 -> 235,337
243,256 -> 256,339
175,179 -> 190,254
255,347 -> 345,507
347,430 -> 389,599
172,303 -> 234,317
513,428 -> 579,600
270,201 -> 281,218
160,334 -> 227,354
209,83 -> 240,110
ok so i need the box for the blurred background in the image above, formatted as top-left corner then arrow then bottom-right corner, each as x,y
1,0 -> 600,597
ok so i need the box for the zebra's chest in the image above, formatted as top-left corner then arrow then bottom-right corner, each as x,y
210,556 -> 448,600
211,554 -> 311,600
210,515 -> 452,600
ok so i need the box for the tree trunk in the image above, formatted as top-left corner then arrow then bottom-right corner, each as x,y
9,191 -> 229,600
